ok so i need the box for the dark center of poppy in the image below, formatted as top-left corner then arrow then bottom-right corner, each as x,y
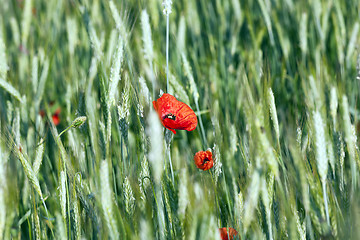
164,113 -> 176,120
201,157 -> 209,165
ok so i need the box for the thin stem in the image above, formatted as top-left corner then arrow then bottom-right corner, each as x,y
65,168 -> 71,239
195,100 -> 207,147
322,180 -> 330,226
58,125 -> 72,138
221,170 -> 233,220
151,61 -> 155,100
165,130 -> 174,183
209,170 -> 220,221
164,13 -> 173,206
166,14 -> 169,93
27,215 -> 32,240
167,143 -> 174,183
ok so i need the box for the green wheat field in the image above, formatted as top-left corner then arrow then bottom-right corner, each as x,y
0,0 -> 360,239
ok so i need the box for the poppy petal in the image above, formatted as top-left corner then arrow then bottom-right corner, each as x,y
219,227 -> 239,240
166,127 -> 176,134
52,115 -> 60,126
153,93 -> 197,134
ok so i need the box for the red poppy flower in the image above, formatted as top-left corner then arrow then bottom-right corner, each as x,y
219,227 -> 239,240
52,108 -> 61,126
194,150 -> 213,171
39,107 -> 61,126
152,93 -> 197,134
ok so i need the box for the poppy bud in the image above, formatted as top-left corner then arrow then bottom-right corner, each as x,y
153,93 -> 197,134
194,150 -> 213,171
71,116 -> 87,128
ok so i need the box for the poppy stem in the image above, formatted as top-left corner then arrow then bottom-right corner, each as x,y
166,14 -> 170,93
209,170 -> 220,220
165,130 -> 174,183
167,145 -> 174,183
221,169 -> 234,220
195,100 -> 207,147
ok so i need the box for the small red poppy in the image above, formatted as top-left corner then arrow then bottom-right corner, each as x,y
194,150 -> 213,171
39,107 -> 61,126
152,93 -> 197,134
219,227 -> 239,240
52,108 -> 61,126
